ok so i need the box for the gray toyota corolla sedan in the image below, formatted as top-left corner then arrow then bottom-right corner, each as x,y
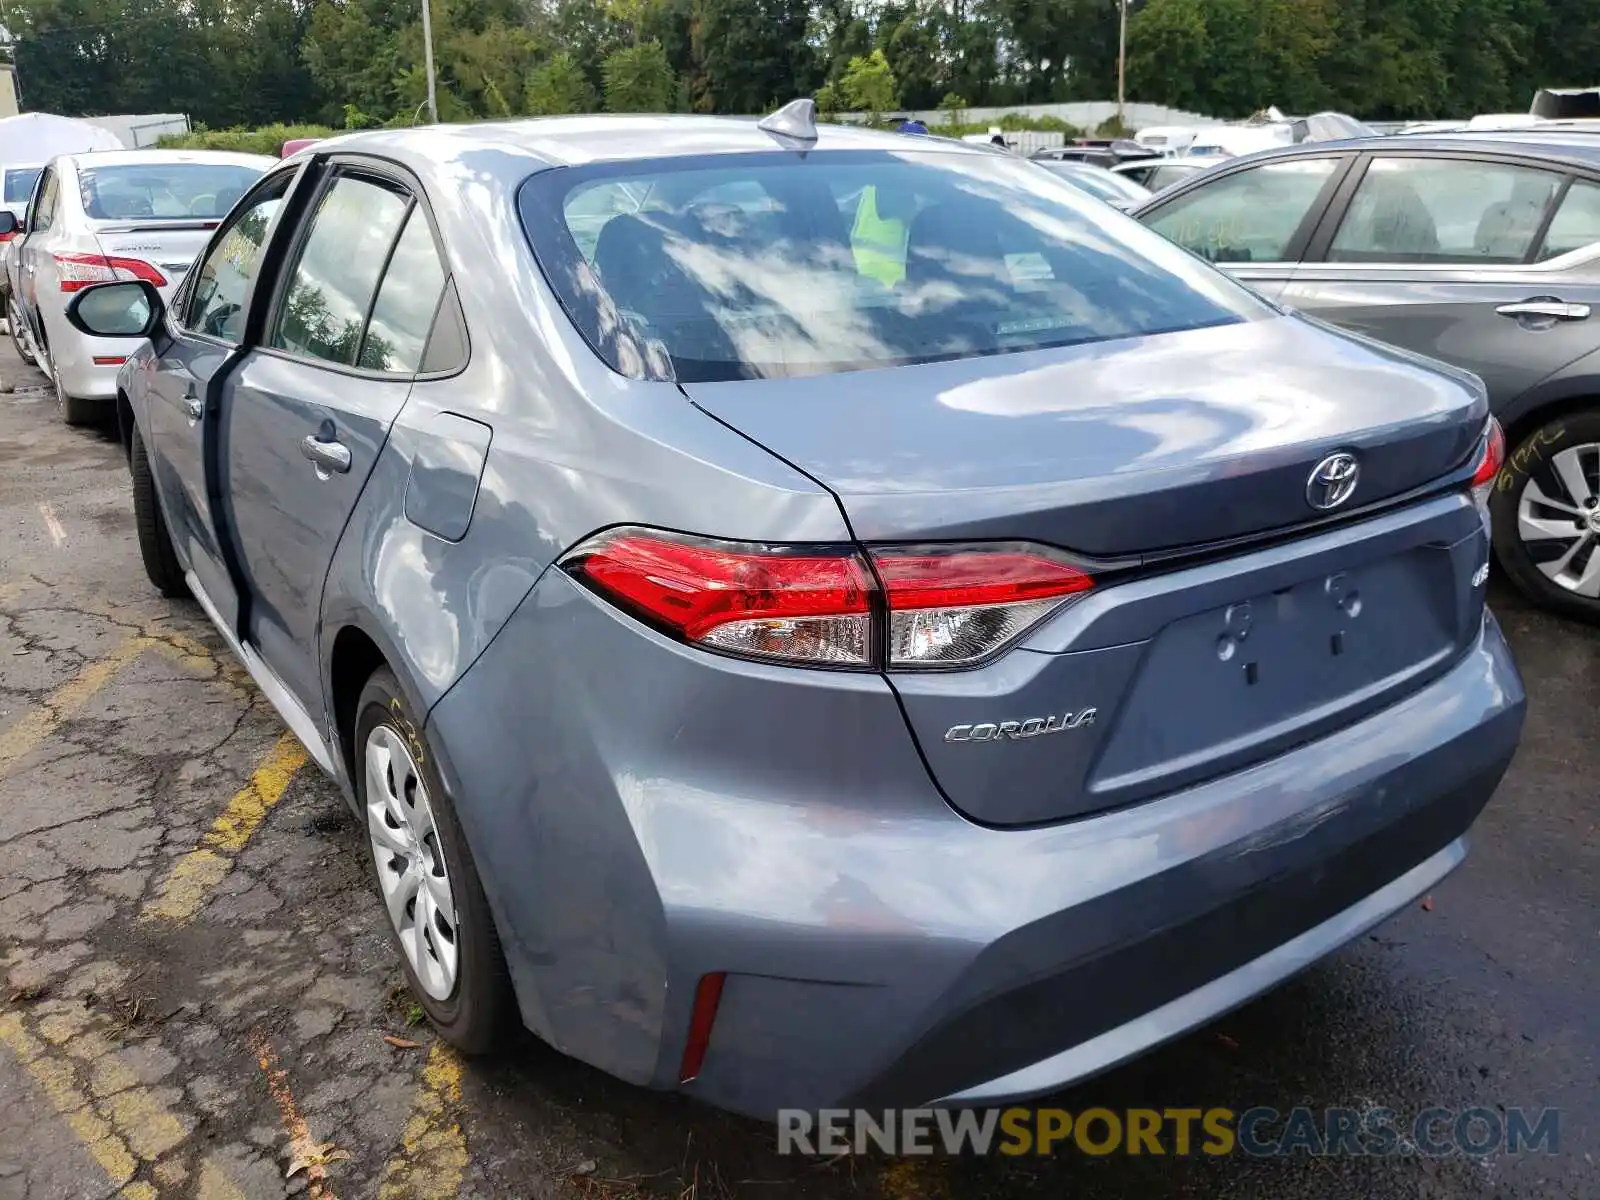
68,105 -> 1525,1118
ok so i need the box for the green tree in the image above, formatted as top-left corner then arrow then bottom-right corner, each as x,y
839,48 -> 897,121
603,39 -> 676,112
689,0 -> 817,114
526,50 -> 599,114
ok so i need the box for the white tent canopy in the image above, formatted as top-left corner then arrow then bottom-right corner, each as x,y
0,112 -> 124,167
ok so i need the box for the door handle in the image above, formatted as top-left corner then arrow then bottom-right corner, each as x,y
299,433 -> 352,476
1496,300 -> 1591,321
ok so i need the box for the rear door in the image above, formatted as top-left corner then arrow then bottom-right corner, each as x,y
1138,153 -> 1353,299
17,164 -> 59,341
220,162 -> 450,710
1281,152 -> 1600,407
143,168 -> 303,632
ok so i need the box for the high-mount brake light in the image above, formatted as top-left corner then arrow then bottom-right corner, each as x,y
54,252 -> 167,293
1470,416 -> 1505,509
563,528 -> 1094,670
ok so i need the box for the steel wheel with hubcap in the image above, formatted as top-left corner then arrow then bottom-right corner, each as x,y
7,298 -> 34,366
1492,413 -> 1600,621
366,724 -> 460,1000
352,667 -> 515,1052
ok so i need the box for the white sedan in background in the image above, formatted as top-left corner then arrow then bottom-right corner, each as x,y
8,149 -> 272,423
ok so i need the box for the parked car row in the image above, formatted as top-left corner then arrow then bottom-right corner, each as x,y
1131,129 -> 1600,619
42,104 -> 1526,1122
2,149 -> 274,422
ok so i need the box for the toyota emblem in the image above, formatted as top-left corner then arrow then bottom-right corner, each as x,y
1306,452 -> 1360,511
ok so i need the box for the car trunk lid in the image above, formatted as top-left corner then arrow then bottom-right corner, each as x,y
92,222 -> 217,303
682,313 -> 1492,825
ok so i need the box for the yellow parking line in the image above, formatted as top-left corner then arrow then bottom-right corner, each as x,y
0,1002 -> 241,1195
378,1044 -> 469,1199
0,635 -> 153,780
143,731 -> 308,923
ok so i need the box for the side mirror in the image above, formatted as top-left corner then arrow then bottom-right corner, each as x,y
0,211 -> 17,236
65,280 -> 165,340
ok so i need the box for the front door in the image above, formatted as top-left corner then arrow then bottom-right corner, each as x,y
221,167 -> 448,709
1138,155 -> 1351,300
143,169 -> 300,630
1282,155 -> 1600,407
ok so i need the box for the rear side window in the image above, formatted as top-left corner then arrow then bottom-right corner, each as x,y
1144,158 -> 1339,263
520,150 -> 1266,382
31,169 -> 58,231
270,174 -> 409,366
1329,157 -> 1563,263
360,209 -> 447,372
1539,179 -> 1600,260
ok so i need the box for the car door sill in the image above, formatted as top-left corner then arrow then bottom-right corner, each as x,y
185,570 -> 337,776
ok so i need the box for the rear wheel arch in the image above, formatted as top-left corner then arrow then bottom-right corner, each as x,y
1501,391 -> 1600,465
328,624 -> 389,793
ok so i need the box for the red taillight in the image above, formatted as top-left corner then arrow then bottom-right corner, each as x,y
55,252 -> 167,293
0,231 -> 14,244
678,972 -> 726,1083
567,530 -> 875,666
874,547 -> 1093,668
1470,417 -> 1505,504
563,528 -> 1093,669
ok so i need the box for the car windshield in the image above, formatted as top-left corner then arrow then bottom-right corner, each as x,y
4,167 -> 41,204
520,150 -> 1267,382
78,162 -> 264,221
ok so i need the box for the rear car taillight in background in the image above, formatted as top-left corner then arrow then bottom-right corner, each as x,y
563,528 -> 1094,670
54,252 -> 167,293
1470,417 -> 1505,511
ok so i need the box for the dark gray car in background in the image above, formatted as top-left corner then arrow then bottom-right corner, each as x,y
67,112 -> 1523,1117
1135,133 -> 1600,619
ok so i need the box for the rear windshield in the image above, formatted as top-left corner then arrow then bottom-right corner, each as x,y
4,168 -> 40,204
518,149 -> 1268,382
79,163 -> 265,221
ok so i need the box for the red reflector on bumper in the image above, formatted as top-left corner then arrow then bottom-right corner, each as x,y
678,971 -> 726,1083
92,356 -> 127,366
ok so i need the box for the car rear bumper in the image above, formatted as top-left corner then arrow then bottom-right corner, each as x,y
425,572 -> 1524,1119
45,310 -> 140,400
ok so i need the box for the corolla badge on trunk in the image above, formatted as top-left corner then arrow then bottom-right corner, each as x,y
944,709 -> 1097,743
1306,452 -> 1360,511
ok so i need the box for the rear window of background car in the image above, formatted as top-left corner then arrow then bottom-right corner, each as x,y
518,150 -> 1270,383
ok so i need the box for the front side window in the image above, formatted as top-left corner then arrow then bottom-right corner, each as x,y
1538,178 -> 1600,260
269,174 -> 410,366
1329,157 -> 1563,263
79,163 -> 265,221
184,173 -> 292,341
521,150 -> 1267,382
1144,158 -> 1339,264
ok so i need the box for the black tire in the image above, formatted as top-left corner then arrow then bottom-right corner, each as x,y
7,299 -> 34,367
1491,410 -> 1600,622
129,421 -> 189,598
354,668 -> 515,1054
47,345 -> 102,426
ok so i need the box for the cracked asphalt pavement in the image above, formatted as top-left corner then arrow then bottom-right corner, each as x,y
0,337 -> 1595,1199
